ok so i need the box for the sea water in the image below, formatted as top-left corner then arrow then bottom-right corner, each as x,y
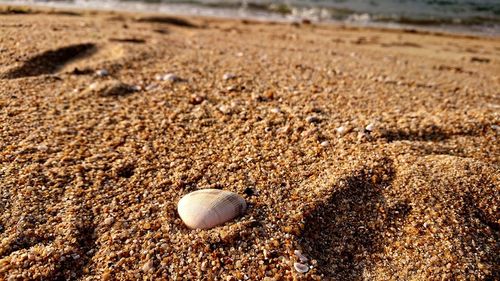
3,0 -> 500,35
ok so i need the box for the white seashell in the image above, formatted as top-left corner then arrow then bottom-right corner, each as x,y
223,73 -> 236,80
177,189 -> 247,229
294,262 -> 309,273
270,107 -> 281,114
320,140 -> 329,147
157,73 -> 181,82
365,123 -> 374,132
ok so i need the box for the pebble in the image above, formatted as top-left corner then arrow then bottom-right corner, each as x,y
336,126 -> 348,135
103,217 -> 115,226
87,80 -> 138,97
320,140 -> 330,147
96,69 -> 109,77
156,73 -> 182,82
294,262 -> 309,273
270,107 -> 281,114
365,123 -> 375,132
218,105 -> 232,115
305,116 -> 321,124
223,73 -> 237,80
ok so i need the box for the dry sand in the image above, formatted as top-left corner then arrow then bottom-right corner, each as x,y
0,5 -> 499,280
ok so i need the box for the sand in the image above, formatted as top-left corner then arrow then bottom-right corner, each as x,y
0,5 -> 499,280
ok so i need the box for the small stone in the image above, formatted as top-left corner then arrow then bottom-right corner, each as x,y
145,83 -> 158,91
365,123 -> 375,132
294,262 -> 309,273
87,80 -> 137,97
37,144 -> 48,151
157,73 -> 181,82
305,116 -> 321,124
103,217 -> 114,226
320,140 -> 329,147
96,69 -> 109,77
189,94 -> 204,105
336,126 -> 348,135
270,107 -> 281,114
218,105 -> 232,115
142,260 -> 154,272
223,73 -> 237,80
131,85 -> 142,91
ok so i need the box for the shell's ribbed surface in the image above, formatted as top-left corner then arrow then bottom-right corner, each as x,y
177,189 -> 247,229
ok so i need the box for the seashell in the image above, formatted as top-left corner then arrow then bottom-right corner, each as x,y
294,262 -> 309,273
222,73 -> 236,80
177,189 -> 247,229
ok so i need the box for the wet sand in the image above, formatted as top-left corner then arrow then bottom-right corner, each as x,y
0,5 -> 499,280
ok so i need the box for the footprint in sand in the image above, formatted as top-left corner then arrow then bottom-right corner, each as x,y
1,43 -> 96,79
300,156 -> 498,280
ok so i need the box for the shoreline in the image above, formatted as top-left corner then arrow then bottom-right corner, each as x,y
2,1 -> 499,38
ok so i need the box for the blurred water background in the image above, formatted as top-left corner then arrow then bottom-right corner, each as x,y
3,0 -> 500,35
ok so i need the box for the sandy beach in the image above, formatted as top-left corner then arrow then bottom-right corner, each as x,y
0,5 -> 499,280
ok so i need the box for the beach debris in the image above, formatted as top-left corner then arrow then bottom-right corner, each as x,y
305,115 -> 321,124
223,73 -> 237,80
87,80 -> 138,97
177,189 -> 247,229
294,250 -> 309,263
294,262 -> 309,273
96,69 -> 109,77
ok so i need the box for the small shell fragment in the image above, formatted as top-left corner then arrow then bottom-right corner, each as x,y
223,73 -> 237,80
177,189 -> 247,229
157,73 -> 182,82
294,250 -> 309,263
294,262 -> 309,273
